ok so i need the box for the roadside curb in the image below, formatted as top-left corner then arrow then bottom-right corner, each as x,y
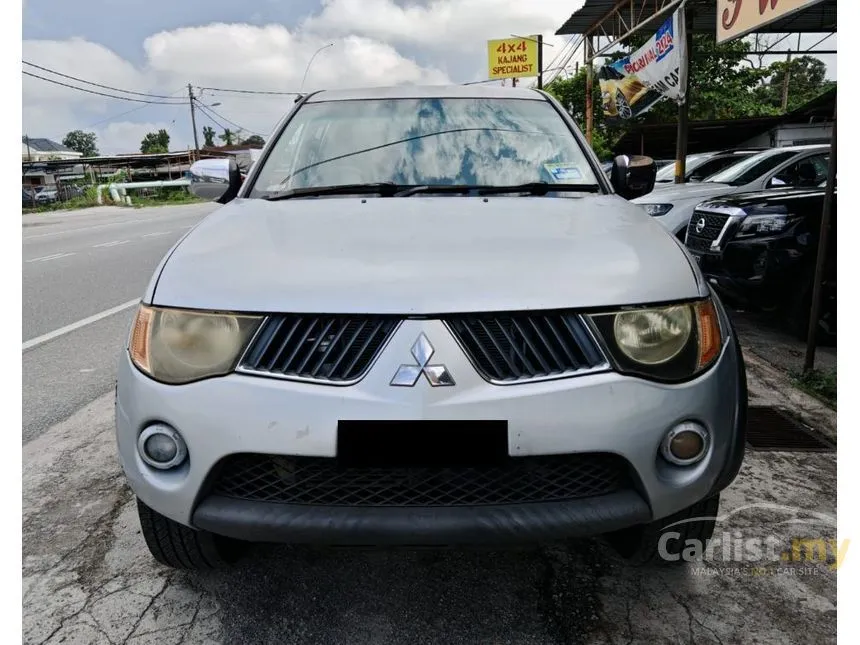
743,348 -> 836,442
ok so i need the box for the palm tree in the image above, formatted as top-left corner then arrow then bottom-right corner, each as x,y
202,126 -> 216,147
219,129 -> 235,146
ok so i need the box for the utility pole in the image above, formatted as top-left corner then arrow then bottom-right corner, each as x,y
24,134 -> 32,162
188,83 -> 200,153
537,34 -> 544,89
781,51 -> 793,112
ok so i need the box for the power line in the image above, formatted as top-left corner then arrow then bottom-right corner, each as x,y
23,71 -> 185,104
195,100 -> 262,136
22,61 -> 181,100
198,86 -> 300,96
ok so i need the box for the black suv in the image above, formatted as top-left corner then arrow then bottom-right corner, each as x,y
684,185 -> 836,343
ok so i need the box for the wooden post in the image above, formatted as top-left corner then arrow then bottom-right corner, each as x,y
803,107 -> 837,372
585,36 -> 593,146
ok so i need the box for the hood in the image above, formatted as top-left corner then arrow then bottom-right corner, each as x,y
635,182 -> 734,204
151,195 -> 702,314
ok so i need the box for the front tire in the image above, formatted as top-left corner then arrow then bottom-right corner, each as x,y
606,494 -> 720,566
136,498 -> 246,570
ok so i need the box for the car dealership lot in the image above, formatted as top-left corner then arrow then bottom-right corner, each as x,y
22,206 -> 836,644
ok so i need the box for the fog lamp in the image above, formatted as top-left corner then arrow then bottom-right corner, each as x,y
138,423 -> 188,470
661,422 -> 709,466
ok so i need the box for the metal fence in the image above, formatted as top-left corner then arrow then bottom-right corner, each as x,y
21,183 -> 89,209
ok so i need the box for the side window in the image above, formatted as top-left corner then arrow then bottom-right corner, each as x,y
689,156 -> 743,181
771,154 -> 830,188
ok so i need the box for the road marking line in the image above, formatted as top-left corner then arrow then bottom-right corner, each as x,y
25,252 -> 76,263
93,239 -> 129,248
142,231 -> 170,237
23,299 -> 140,351
23,218 -> 149,240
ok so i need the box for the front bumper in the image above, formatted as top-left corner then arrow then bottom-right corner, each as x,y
116,308 -> 745,544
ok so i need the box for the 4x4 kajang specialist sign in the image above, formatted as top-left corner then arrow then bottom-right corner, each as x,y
598,6 -> 688,122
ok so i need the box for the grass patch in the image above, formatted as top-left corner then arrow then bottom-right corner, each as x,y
128,187 -> 205,207
790,368 -> 837,408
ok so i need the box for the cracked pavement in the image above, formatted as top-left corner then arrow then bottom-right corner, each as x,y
23,349 -> 837,645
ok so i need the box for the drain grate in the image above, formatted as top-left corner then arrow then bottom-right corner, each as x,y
746,406 -> 835,452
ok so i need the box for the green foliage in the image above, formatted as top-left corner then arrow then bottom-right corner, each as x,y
140,129 -> 170,154
754,55 -> 834,113
62,130 -> 99,157
202,126 -> 216,147
791,368 -> 836,408
544,72 -> 621,160
545,34 -> 832,157
219,128 -> 235,145
241,134 -> 265,147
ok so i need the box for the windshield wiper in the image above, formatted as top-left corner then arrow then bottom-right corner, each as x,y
395,182 -> 601,197
393,184 -> 485,197
262,182 -> 405,201
477,182 -> 601,195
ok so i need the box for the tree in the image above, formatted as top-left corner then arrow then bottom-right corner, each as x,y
202,126 -> 216,147
240,134 -> 265,147
62,130 -> 99,157
219,129 -> 235,146
755,55 -> 833,113
140,129 -> 170,154
545,33 -> 788,157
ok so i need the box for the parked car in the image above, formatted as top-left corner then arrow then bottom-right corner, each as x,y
634,144 -> 830,239
653,149 -> 767,187
115,84 -> 747,570
685,184 -> 836,343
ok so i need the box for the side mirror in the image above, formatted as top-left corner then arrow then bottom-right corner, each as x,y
189,157 -> 242,204
767,176 -> 787,188
611,154 -> 656,200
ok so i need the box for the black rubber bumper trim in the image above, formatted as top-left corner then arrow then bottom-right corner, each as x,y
192,490 -> 652,545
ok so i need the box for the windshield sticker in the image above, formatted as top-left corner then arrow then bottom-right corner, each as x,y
544,163 -> 583,182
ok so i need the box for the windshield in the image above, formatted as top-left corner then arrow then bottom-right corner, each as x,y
249,97 -> 600,196
703,150 -> 798,186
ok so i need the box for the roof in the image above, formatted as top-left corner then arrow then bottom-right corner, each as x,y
306,84 -> 545,102
22,137 -> 79,154
612,88 -> 835,157
556,0 -> 836,36
22,150 -> 196,171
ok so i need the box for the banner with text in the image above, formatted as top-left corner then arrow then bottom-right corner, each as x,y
598,8 -> 687,121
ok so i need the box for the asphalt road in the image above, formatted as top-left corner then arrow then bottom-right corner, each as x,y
22,203 -> 218,442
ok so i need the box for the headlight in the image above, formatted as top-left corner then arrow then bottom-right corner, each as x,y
129,305 -> 262,384
736,213 -> 790,237
643,203 -> 674,217
588,299 -> 722,381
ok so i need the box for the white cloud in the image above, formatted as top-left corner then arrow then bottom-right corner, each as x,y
23,19 -> 455,153
304,0 -> 579,51
96,121 -> 177,155
21,1 -> 585,153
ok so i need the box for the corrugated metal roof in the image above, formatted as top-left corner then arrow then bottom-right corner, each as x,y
557,0 -> 836,36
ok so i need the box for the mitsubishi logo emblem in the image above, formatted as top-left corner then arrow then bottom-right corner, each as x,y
695,217 -> 706,233
390,333 -> 455,387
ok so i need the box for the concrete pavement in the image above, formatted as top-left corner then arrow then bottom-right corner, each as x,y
22,203 -> 218,442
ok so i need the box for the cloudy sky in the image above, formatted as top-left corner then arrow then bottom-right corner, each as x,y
22,0 -> 836,155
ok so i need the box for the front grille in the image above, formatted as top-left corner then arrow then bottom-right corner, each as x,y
685,211 -> 729,253
211,453 -> 630,507
240,315 -> 398,383
444,312 -> 607,383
